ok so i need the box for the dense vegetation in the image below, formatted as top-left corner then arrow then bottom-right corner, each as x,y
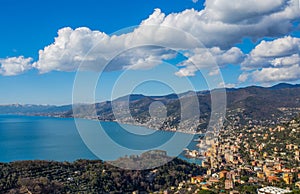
0,157 -> 205,193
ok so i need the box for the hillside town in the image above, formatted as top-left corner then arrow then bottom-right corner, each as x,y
170,110 -> 300,193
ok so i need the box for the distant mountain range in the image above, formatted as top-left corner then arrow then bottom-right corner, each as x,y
0,104 -> 72,115
1,83 -> 300,131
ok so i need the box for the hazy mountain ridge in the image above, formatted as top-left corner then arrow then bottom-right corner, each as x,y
227,84 -> 300,119
1,83 -> 300,131
0,104 -> 72,115
69,83 -> 300,130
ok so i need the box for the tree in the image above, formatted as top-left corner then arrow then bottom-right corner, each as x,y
198,190 -> 216,194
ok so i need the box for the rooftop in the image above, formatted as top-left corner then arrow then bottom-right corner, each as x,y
257,186 -> 291,194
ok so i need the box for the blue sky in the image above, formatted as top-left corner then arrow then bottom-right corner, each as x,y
0,0 -> 300,104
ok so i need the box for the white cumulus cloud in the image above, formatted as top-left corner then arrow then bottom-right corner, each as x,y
0,56 -> 33,76
204,0 -> 288,24
32,25 -> 196,74
241,36 -> 300,83
252,64 -> 300,82
238,73 -> 249,82
31,0 -> 299,75
176,47 -> 244,77
242,36 -> 300,70
1,0 -> 299,78
218,82 -> 236,88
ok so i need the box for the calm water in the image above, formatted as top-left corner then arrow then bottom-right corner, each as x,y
0,115 -> 202,164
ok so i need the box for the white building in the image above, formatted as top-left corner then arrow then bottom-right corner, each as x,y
257,186 -> 291,194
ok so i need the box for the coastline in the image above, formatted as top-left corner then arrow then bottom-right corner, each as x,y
2,113 -> 203,135
73,118 -> 202,135
0,114 -> 205,165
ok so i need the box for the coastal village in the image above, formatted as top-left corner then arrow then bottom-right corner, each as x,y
169,109 -> 300,193
49,98 -> 300,193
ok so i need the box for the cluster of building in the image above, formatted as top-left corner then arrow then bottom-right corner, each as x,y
175,111 -> 300,193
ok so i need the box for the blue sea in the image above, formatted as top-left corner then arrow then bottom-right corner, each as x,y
0,115 -> 202,165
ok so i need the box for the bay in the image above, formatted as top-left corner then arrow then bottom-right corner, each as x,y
0,115 -> 202,165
